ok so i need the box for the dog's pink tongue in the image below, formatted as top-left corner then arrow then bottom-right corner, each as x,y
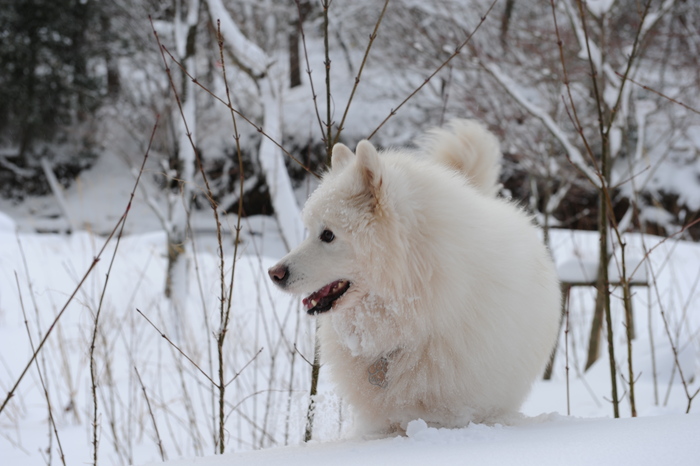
302,283 -> 334,309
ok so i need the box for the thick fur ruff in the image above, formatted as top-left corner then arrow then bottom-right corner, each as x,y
269,119 -> 561,436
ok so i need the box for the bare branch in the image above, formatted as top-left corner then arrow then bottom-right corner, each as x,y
368,0 -> 498,140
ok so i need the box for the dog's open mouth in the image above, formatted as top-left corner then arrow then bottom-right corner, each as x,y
302,280 -> 351,315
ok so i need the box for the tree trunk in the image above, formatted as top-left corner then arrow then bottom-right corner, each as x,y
165,0 -> 200,302
288,29 -> 301,88
585,254 -> 606,369
257,79 -> 305,250
500,0 -> 516,47
102,12 -> 120,97
289,0 -> 312,88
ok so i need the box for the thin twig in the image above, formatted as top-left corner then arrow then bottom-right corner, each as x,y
213,19 -> 251,452
225,348 -> 265,388
150,16 -> 224,216
601,0 -> 654,139
549,0 -> 602,176
295,0 -> 326,140
645,246 -> 700,413
134,366 -> 167,462
564,286 -> 571,416
156,35 -> 319,178
575,0 -> 606,139
617,72 -> 700,116
332,0 -> 391,146
15,272 -> 67,466
136,308 -> 218,388
323,0 -> 333,163
368,0 -> 498,140
89,115 -> 158,466
293,344 -> 314,367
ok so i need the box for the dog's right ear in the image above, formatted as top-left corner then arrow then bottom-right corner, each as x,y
355,140 -> 383,202
331,143 -> 354,170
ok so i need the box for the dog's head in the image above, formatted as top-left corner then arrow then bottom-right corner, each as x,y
268,139 -> 404,315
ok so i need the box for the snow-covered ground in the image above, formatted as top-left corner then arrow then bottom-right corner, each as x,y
145,413 -> 700,466
1,146 -> 699,465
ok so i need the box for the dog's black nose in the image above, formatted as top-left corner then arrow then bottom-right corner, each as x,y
268,263 -> 289,287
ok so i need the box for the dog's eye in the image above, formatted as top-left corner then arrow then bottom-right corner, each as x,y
320,229 -> 335,243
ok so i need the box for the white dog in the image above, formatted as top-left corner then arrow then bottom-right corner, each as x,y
269,120 -> 560,436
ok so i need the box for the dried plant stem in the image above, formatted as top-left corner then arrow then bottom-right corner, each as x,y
214,18 -> 249,454
134,366 -> 166,462
644,243 -> 700,414
647,283 -> 658,406
564,286 -> 571,416
15,272 -> 67,466
0,155 -> 149,417
185,217 -> 217,447
88,116 -> 158,466
136,308 -> 217,387
150,17 -> 228,228
322,0 -> 332,163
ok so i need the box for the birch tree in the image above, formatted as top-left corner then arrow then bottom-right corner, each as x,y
205,0 -> 305,249
153,0 -> 201,311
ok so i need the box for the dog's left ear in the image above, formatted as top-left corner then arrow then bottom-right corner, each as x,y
355,140 -> 383,199
331,143 -> 354,170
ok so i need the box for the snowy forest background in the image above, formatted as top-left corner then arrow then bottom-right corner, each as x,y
1,0 -> 700,465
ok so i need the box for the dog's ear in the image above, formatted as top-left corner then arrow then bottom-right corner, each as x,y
355,140 -> 383,199
331,143 -> 354,170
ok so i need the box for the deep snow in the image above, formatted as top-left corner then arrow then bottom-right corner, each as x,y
143,413 -> 700,466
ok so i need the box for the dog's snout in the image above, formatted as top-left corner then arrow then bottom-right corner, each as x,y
268,263 -> 289,287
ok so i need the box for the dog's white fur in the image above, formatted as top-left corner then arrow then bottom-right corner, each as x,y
270,120 -> 560,436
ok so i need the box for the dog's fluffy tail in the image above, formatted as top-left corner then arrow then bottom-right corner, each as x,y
418,119 -> 502,197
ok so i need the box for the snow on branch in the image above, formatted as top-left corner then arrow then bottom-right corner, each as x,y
640,0 -> 677,37
205,0 -> 269,77
482,62 -> 600,187
0,155 -> 34,177
585,0 -> 615,17
204,0 -> 304,249
562,0 -> 676,119
561,0 -> 620,91
259,83 -> 305,249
